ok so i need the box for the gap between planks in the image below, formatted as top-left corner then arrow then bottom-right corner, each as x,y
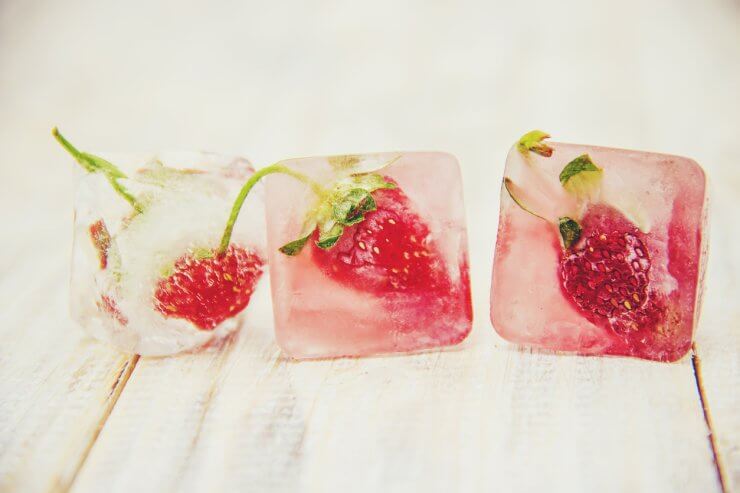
62,355 -> 140,492
691,343 -> 729,493
57,344 -> 728,493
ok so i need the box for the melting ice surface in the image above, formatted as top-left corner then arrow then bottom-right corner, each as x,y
491,142 -> 708,362
265,152 -> 473,359
71,152 -> 266,356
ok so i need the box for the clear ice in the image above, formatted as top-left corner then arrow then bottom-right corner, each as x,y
71,152 -> 266,355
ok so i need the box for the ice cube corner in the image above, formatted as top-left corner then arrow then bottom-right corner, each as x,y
491,133 -> 708,362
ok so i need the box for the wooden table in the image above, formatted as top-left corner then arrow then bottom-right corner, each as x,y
1,0 -> 738,491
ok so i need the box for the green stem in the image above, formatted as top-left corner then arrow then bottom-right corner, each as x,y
503,178 -> 550,222
52,127 -> 143,213
106,175 -> 141,212
53,128 -> 88,170
218,163 -> 327,254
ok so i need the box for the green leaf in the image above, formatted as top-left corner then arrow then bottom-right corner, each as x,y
333,188 -> 376,225
316,223 -> 344,249
279,234 -> 312,256
302,172 -> 393,252
276,166 -> 396,256
279,217 -> 320,256
558,217 -> 582,249
517,130 -> 553,157
559,153 -> 602,184
559,154 -> 603,198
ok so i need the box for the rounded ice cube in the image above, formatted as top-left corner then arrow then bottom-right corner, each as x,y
70,151 -> 266,355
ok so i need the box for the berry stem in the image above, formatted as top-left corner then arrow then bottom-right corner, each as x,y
52,128 -> 143,213
504,177 -> 583,250
517,130 -> 553,157
106,175 -> 142,213
218,163 -> 327,254
503,178 -> 550,222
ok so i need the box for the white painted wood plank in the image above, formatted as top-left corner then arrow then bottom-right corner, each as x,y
634,2 -> 740,488
0,228 -> 138,493
693,176 -> 740,491
72,321 -> 719,493
1,0 -> 737,491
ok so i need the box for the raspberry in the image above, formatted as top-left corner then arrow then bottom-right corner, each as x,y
559,206 -> 665,334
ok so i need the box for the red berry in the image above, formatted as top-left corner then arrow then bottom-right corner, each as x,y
154,245 -> 264,330
89,219 -> 112,269
559,205 -> 665,334
98,295 -> 128,325
311,185 -> 450,294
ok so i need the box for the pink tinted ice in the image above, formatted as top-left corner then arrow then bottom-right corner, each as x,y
265,152 -> 472,359
491,132 -> 708,362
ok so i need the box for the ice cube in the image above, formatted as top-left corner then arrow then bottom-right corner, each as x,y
491,132 -> 708,361
264,152 -> 472,359
70,151 -> 266,356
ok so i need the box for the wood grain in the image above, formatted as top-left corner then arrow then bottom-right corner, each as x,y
0,229 -> 138,492
0,0 -> 738,491
71,326 -> 721,492
693,175 -> 740,491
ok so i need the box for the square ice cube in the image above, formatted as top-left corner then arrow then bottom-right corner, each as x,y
491,134 -> 708,361
265,152 -> 472,359
71,151 -> 266,356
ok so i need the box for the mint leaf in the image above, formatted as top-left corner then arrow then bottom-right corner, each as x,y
558,217 -> 582,249
559,154 -> 601,184
559,154 -> 603,198
517,130 -> 553,157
